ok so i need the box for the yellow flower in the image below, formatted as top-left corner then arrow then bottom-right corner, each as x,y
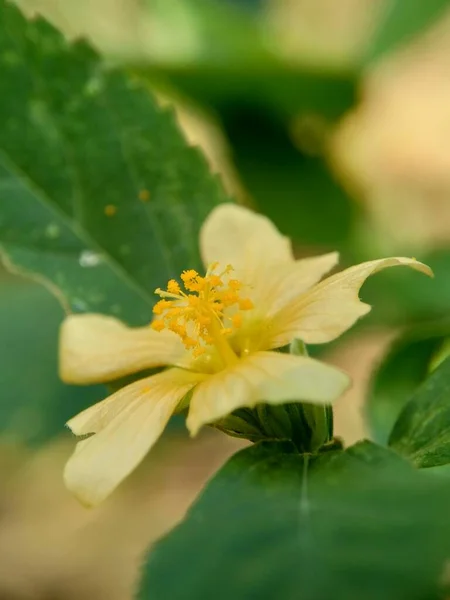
60,204 -> 432,505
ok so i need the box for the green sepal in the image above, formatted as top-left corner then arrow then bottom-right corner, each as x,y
213,339 -> 334,453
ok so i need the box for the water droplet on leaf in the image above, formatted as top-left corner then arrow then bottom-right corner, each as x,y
72,298 -> 88,311
79,250 -> 102,268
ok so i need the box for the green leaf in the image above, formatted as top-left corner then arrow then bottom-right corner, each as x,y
365,0 -> 450,63
320,439 -> 411,474
0,279 -> 103,444
389,356 -> 450,468
139,440 -> 450,600
0,1 -> 229,325
367,320 -> 450,444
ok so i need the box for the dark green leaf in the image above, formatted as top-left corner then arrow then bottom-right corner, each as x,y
139,440 -> 450,600
389,356 -> 450,468
320,439 -> 411,474
367,321 -> 450,444
365,0 -> 450,63
156,67 -> 357,122
0,279 -> 103,444
0,1 -> 229,325
221,108 -> 355,249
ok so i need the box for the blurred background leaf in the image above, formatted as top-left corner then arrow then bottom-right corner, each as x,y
219,108 -> 356,250
132,1 -> 359,256
367,320 -> 450,444
0,276 -> 104,444
365,0 -> 450,63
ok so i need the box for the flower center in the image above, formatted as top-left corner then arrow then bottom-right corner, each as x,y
151,263 -> 253,364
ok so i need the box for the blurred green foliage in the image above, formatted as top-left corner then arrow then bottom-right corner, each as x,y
0,277 -> 104,444
364,0 -> 450,63
368,321 -> 450,444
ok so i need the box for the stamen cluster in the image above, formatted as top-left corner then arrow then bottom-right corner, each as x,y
151,264 -> 253,357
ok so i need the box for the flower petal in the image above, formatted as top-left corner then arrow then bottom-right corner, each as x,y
59,314 -> 186,384
200,204 -> 293,285
64,368 -> 203,505
200,205 -> 338,318
268,257 -> 433,347
261,252 -> 339,317
186,351 -> 349,435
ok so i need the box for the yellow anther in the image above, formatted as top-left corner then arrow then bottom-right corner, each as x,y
222,291 -> 239,305
232,313 -> 243,328
167,279 -> 181,294
239,298 -> 254,310
153,303 -> 163,315
169,323 -> 187,338
166,307 -> 183,318
228,279 -> 241,291
151,320 -> 165,331
193,347 -> 206,358
197,315 -> 211,326
153,299 -> 172,314
181,269 -> 199,282
209,275 -> 223,287
184,337 -> 198,349
187,277 -> 206,292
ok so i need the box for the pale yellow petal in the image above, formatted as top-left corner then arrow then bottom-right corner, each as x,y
268,257 -> 433,347
59,313 -> 186,384
186,351 -> 349,435
261,252 -> 339,316
64,368 -> 203,505
200,204 -> 294,287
